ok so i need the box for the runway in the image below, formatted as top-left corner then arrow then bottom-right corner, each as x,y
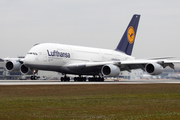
0,79 -> 180,85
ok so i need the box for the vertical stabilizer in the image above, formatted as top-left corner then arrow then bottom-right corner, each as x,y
115,14 -> 140,55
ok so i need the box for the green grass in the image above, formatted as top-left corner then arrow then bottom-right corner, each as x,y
0,84 -> 180,119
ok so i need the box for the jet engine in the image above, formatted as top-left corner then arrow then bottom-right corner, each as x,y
101,64 -> 120,77
5,61 -> 21,71
145,63 -> 163,75
20,64 -> 37,75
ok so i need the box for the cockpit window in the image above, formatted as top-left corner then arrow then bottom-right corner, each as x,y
27,52 -> 38,55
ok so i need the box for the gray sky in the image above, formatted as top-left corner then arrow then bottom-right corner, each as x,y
1,0 -> 180,59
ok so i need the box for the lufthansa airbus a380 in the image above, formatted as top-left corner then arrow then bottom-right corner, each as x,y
4,14 -> 180,81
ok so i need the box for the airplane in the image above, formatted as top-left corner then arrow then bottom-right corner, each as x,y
4,14 -> 180,81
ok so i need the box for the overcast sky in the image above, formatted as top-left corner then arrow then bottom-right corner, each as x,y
0,0 -> 180,59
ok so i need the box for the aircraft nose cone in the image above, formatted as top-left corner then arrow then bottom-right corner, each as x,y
24,55 -> 34,65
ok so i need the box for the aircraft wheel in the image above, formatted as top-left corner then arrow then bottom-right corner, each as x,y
31,76 -> 34,80
31,76 -> 37,80
61,77 -> 64,82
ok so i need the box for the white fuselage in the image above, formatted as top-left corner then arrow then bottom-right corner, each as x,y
24,43 -> 135,75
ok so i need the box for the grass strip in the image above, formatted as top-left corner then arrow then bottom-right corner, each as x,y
0,84 -> 180,119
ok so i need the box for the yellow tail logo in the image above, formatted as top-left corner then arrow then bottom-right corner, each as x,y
127,26 -> 135,44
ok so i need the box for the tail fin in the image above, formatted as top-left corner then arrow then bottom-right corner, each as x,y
115,14 -> 140,55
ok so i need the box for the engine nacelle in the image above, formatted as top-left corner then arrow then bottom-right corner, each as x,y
20,64 -> 37,75
145,63 -> 164,75
101,64 -> 120,77
5,61 -> 21,71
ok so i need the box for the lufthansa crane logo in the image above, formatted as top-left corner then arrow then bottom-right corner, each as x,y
127,26 -> 135,44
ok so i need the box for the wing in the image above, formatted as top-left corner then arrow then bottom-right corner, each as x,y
67,59 -> 180,75
120,59 -> 180,71
3,57 -> 24,63
141,56 -> 175,60
67,61 -> 120,72
67,59 -> 179,69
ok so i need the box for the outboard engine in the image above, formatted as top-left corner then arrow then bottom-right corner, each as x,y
5,61 -> 21,71
145,63 -> 163,75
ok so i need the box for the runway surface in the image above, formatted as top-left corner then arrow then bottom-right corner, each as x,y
0,79 -> 180,85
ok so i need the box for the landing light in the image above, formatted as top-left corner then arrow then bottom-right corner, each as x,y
33,70 -> 37,73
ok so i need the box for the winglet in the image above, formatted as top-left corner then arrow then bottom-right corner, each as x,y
115,14 -> 140,55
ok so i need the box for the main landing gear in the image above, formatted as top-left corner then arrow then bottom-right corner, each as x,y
61,75 -> 70,82
60,75 -> 104,82
74,77 -> 86,82
88,77 -> 104,82
88,75 -> 104,82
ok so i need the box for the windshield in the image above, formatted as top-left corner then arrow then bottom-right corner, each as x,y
27,52 -> 38,55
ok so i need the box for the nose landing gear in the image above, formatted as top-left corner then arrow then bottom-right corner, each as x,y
30,70 -> 38,80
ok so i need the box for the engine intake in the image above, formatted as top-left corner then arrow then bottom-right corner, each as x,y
20,64 -> 37,75
5,61 -> 21,71
145,63 -> 163,75
101,64 -> 120,77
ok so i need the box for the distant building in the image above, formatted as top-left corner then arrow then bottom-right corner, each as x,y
0,59 -> 4,79
130,69 -> 143,80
